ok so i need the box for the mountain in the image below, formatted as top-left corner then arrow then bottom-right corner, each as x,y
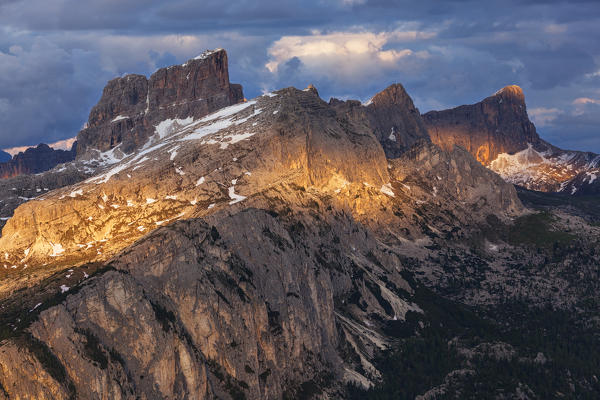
330,83 -> 430,158
0,151 -> 10,163
76,48 -> 244,158
423,85 -> 600,194
0,49 -> 245,231
0,143 -> 76,179
1,52 -> 600,399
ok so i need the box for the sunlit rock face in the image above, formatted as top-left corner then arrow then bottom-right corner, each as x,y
423,85 -> 538,166
0,87 -> 392,297
423,85 -> 600,194
76,48 -> 245,157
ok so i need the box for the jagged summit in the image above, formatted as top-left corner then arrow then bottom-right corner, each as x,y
184,48 -> 225,64
304,83 -> 319,97
493,84 -> 525,101
76,48 -> 244,157
369,83 -> 413,106
424,85 -> 600,193
329,83 -> 430,158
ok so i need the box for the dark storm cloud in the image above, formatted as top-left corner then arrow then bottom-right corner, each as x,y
0,0 -> 598,152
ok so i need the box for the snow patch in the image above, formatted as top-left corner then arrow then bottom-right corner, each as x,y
380,183 -> 395,197
155,117 -> 194,139
111,115 -> 129,123
228,186 -> 246,204
49,242 -> 65,257
69,189 -> 83,198
388,127 -> 396,142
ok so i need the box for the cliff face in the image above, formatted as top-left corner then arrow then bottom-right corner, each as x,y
76,49 -> 244,157
423,85 -> 600,194
330,83 -> 430,159
0,144 -> 76,179
423,85 -> 538,166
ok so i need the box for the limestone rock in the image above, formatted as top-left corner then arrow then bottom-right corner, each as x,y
76,49 -> 244,156
0,143 -> 76,179
423,85 -> 600,194
330,83 -> 430,158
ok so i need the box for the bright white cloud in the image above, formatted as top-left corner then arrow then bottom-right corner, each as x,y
265,29 -> 435,75
529,107 -> 562,127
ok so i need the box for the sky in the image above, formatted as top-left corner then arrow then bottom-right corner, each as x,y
0,0 -> 599,153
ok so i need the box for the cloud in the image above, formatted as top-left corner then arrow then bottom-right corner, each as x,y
0,37 -> 108,148
573,97 -> 600,105
266,29 -> 435,73
529,107 -> 563,127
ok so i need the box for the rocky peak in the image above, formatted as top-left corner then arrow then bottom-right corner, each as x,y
493,84 -> 525,102
369,83 -> 414,107
77,48 -> 244,157
329,83 -> 429,158
0,143 -> 76,179
365,84 -> 430,158
423,85 -> 539,165
305,83 -> 319,97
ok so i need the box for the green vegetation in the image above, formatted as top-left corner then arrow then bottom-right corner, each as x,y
508,211 -> 575,248
349,277 -> 600,399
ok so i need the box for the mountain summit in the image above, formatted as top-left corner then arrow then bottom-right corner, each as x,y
423,84 -> 538,165
424,85 -> 600,194
77,48 -> 244,157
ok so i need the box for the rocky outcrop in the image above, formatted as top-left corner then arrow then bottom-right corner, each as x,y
423,85 -> 538,166
423,85 -> 600,194
391,140 -> 523,218
76,49 -> 244,157
0,143 -> 76,179
330,83 -> 430,158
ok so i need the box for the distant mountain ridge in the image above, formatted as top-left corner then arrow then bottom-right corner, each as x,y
0,143 -> 76,179
423,85 -> 600,194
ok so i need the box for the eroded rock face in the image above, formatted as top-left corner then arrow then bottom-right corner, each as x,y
330,83 -> 430,158
423,85 -> 600,194
0,338 -> 71,400
76,49 -> 244,156
423,85 -> 538,166
0,144 -> 76,179
391,140 -> 523,218
0,88 -> 390,298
